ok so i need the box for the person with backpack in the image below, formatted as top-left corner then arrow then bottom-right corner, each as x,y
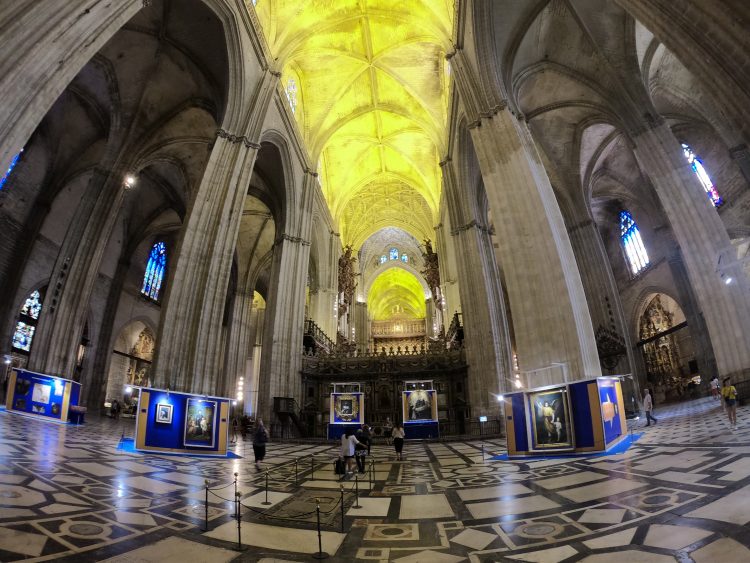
253,419 -> 269,470
721,378 -> 738,430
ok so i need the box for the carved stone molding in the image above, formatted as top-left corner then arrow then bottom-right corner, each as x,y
276,233 -> 311,247
450,219 -> 489,236
215,129 -> 261,149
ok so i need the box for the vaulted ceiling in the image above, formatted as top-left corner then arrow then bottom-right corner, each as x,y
255,0 -> 453,320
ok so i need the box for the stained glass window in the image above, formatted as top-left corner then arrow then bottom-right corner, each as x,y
20,290 -> 42,319
401,253 -> 408,263
620,210 -> 649,275
0,149 -> 23,191
681,143 -> 723,207
379,255 -> 387,264
12,322 -> 35,352
389,248 -> 398,261
141,242 -> 167,301
286,78 -> 297,114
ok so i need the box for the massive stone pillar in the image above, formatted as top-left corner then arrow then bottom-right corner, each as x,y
0,0 -> 142,175
246,298 -> 265,415
354,302 -> 369,353
152,68 -> 278,393
28,166 -> 129,378
459,113 -> 601,384
256,172 -> 316,421
223,290 -> 254,399
631,122 -> 750,380
567,216 -> 637,377
441,160 -> 513,415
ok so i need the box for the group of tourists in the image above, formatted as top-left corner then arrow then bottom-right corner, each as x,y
644,376 -> 740,431
339,422 -> 406,478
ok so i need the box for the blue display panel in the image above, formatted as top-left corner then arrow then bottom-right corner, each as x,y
568,381 -> 595,448
598,378 -> 623,444
510,393 -> 528,452
136,388 -> 229,455
6,369 -> 80,422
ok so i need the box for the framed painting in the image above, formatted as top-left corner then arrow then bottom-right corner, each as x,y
155,403 -> 173,424
183,398 -> 216,447
529,387 -> 573,449
31,383 -> 51,404
331,393 -> 363,424
403,389 -> 437,422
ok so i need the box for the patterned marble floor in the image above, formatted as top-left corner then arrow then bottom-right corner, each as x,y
0,396 -> 749,562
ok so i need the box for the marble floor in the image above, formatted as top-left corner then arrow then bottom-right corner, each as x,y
0,397 -> 749,562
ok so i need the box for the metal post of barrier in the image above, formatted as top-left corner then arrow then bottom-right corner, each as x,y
204,479 -> 209,532
311,455 -> 315,479
353,474 -> 362,509
312,498 -> 328,559
481,443 -> 485,462
369,457 -> 374,490
295,457 -> 299,485
235,491 -> 242,551
233,472 -> 239,518
261,471 -> 272,505
340,484 -> 345,533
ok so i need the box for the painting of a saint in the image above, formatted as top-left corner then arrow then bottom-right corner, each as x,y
403,389 -> 437,422
530,389 -> 572,449
184,399 -> 216,447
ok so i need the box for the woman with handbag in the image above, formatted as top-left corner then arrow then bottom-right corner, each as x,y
340,427 -> 364,477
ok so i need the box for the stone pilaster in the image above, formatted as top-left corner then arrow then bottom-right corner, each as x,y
631,122 -> 750,380
256,172 -> 316,421
223,291 -> 254,400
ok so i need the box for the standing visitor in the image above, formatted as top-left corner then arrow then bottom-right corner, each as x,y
340,427 -> 364,477
710,376 -> 720,401
111,398 -> 120,420
722,378 -> 738,430
643,389 -> 658,426
230,416 -> 239,444
253,419 -> 268,470
392,424 -> 405,460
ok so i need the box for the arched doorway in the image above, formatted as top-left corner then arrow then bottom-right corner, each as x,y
104,322 -> 155,408
637,293 -> 698,403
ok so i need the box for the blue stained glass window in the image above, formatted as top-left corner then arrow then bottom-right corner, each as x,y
0,149 -> 23,191
141,242 -> 167,301
379,255 -> 387,264
620,210 -> 649,275
20,290 -> 42,319
681,143 -> 723,207
12,321 -> 35,352
401,253 -> 408,263
389,248 -> 398,261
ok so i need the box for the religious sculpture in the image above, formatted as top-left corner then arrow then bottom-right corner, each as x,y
421,239 -> 441,309
338,244 -> 357,318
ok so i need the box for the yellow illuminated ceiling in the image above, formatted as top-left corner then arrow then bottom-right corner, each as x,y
367,268 -> 427,320
254,0 -> 453,248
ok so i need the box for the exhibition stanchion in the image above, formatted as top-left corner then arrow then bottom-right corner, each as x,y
340,484 -> 345,533
295,457 -> 299,485
481,443 -> 485,461
261,472 -> 272,505
311,455 -> 315,479
235,491 -> 242,551
233,472 -> 239,518
204,479 -> 209,532
369,457 -> 374,490
353,474 -> 362,509
312,498 -> 328,560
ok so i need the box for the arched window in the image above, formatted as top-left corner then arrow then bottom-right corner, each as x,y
285,78 -> 298,114
12,289 -> 43,353
389,248 -> 398,261
620,211 -> 649,275
379,255 -> 387,264
401,253 -> 408,263
141,242 -> 167,301
681,143 -> 723,207
0,148 -> 23,191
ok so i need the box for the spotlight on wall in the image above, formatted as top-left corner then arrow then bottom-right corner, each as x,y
123,174 -> 137,188
514,380 -> 522,389
496,394 -> 504,402
125,386 -> 133,394
232,400 -> 237,406
725,276 -> 733,285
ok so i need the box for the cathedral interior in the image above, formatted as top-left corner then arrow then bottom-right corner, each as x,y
0,0 -> 749,561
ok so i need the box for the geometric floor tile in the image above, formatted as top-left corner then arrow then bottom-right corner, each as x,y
578,508 -> 626,524
506,545 -> 577,562
450,527 -> 498,550
113,510 -> 158,527
691,537 -> 750,563
582,527 -> 637,549
392,550 -> 466,563
99,536 -> 237,563
643,524 -> 712,550
0,527 -> 48,557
